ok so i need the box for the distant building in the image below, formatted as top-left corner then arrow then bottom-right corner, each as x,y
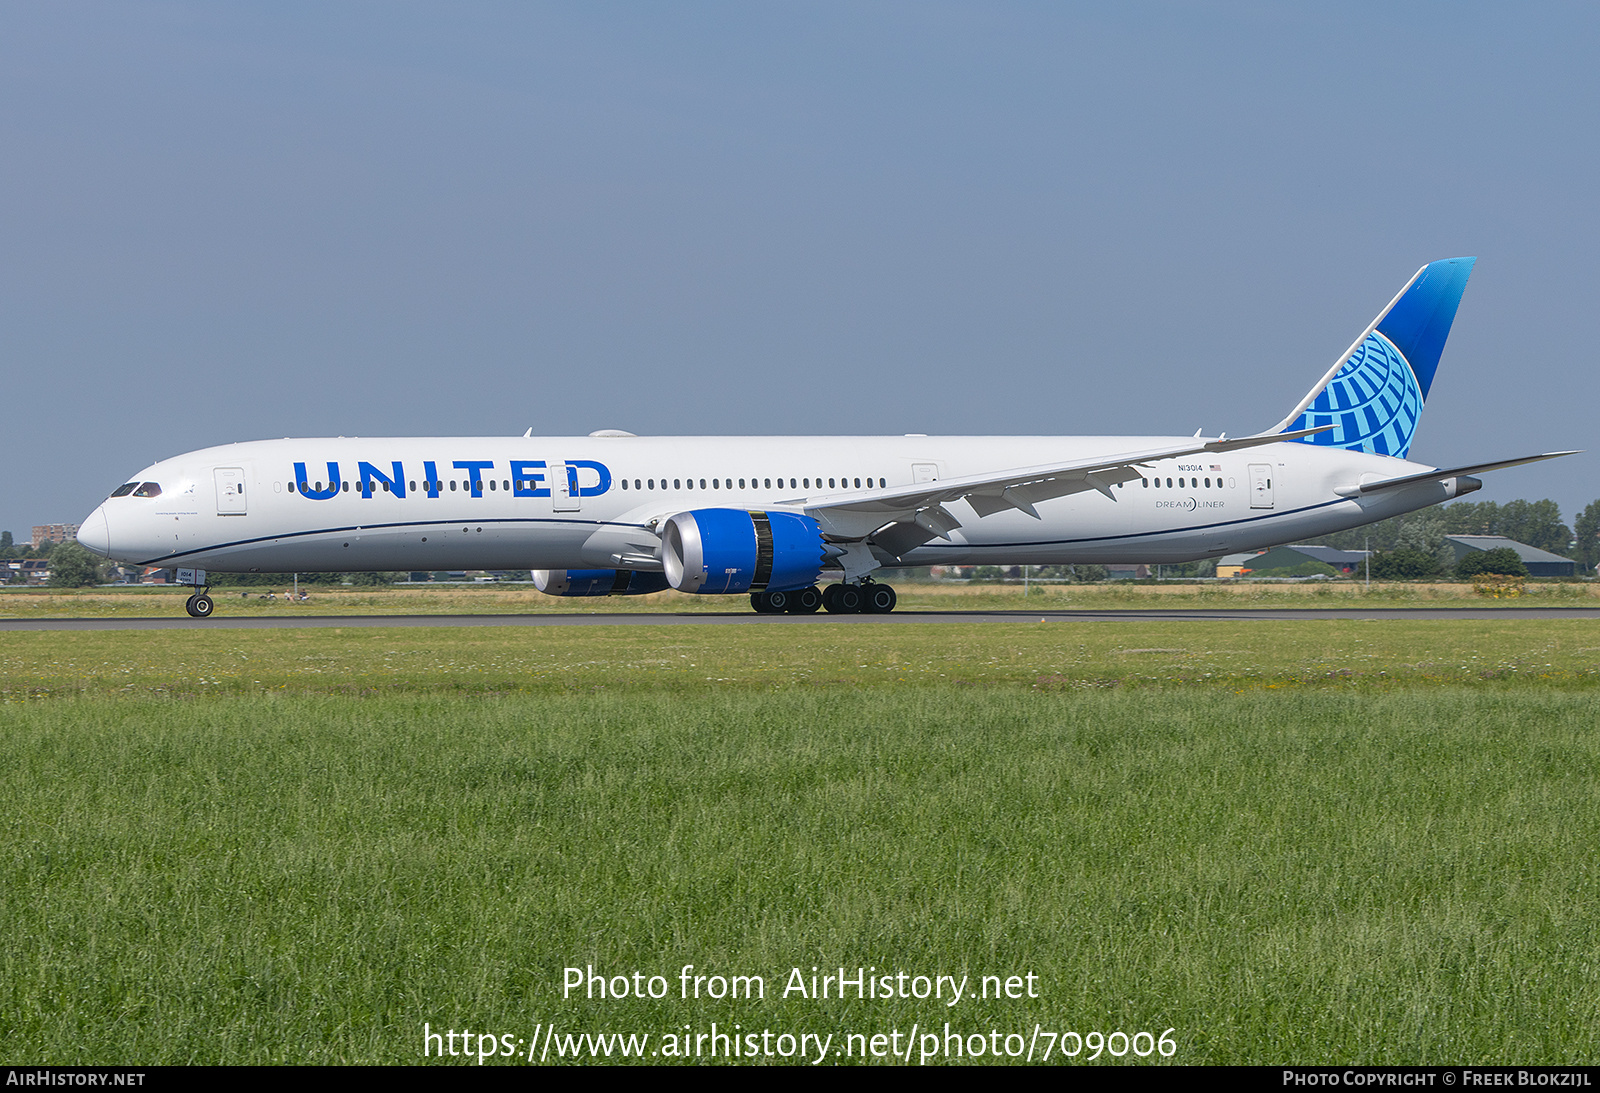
31,524 -> 80,549
4,559 -> 51,584
1217,545 -> 1370,578
1445,535 -> 1577,577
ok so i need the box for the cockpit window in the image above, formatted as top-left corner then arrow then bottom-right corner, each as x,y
110,483 -> 138,498
132,482 -> 162,498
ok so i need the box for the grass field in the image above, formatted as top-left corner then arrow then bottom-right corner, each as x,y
3,620 -> 1598,1064
2,576 -> 1597,619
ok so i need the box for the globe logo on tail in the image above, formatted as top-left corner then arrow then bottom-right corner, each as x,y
1287,331 -> 1424,458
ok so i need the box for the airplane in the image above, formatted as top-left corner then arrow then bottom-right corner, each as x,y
77,257 -> 1576,618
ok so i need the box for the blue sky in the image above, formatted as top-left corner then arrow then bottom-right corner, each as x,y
2,2 -> 1595,539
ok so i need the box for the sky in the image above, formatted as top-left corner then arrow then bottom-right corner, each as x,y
2,2 -> 1596,540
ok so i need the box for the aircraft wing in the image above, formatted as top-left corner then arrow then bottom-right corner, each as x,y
801,426 -> 1333,551
1333,450 -> 1582,497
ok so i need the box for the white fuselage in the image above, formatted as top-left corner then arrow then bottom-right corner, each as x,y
79,434 -> 1468,576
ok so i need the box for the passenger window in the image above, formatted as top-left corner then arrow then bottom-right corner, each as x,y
489,480 -> 496,491
1166,478 -> 1172,488
764,478 -> 771,488
450,481 -> 457,491
854,478 -> 861,488
342,481 -> 349,492
288,482 -> 296,494
674,479 -> 681,489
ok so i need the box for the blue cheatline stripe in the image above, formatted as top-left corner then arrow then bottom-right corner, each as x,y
133,517 -> 654,568
150,496 -> 1365,569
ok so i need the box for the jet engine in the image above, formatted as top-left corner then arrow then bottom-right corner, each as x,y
661,509 -> 826,594
532,569 -> 671,596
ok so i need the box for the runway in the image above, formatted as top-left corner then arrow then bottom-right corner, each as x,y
4,607 -> 1599,631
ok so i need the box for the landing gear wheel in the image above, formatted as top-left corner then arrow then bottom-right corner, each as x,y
750,591 -> 781,614
764,589 -> 792,613
787,586 -> 823,614
823,583 -> 862,613
861,583 -> 897,614
186,594 -> 214,618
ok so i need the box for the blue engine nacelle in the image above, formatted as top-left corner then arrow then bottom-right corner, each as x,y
532,569 -> 671,597
661,509 -> 826,594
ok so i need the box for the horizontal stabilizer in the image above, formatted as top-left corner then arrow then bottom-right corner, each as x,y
1334,450 -> 1581,496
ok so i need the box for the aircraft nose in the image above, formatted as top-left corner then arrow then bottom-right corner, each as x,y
78,505 -> 111,558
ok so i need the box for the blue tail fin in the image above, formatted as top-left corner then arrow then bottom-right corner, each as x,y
1276,257 -> 1475,458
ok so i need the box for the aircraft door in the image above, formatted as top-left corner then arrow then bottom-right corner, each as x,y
1249,464 -> 1274,509
215,467 -> 247,515
552,464 -> 580,512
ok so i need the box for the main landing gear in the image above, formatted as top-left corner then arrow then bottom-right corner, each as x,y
750,586 -> 823,614
750,582 -> 897,614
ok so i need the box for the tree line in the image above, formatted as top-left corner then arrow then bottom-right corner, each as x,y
1305,498 -> 1600,574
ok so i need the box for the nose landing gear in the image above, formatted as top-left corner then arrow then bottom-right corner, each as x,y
176,567 -> 214,618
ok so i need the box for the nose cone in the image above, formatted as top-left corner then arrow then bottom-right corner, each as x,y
78,505 -> 111,558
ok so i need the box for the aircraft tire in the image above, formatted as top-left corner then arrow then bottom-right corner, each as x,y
787,586 -> 823,613
186,594 -> 214,618
823,583 -> 862,613
861,583 -> 897,613
764,589 -> 792,613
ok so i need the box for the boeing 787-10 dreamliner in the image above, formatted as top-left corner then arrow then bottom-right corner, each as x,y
78,257 -> 1575,616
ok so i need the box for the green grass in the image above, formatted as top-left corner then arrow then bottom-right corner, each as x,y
1,619 -> 1596,699
3,622 -> 1598,1064
2,576 -> 1596,619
